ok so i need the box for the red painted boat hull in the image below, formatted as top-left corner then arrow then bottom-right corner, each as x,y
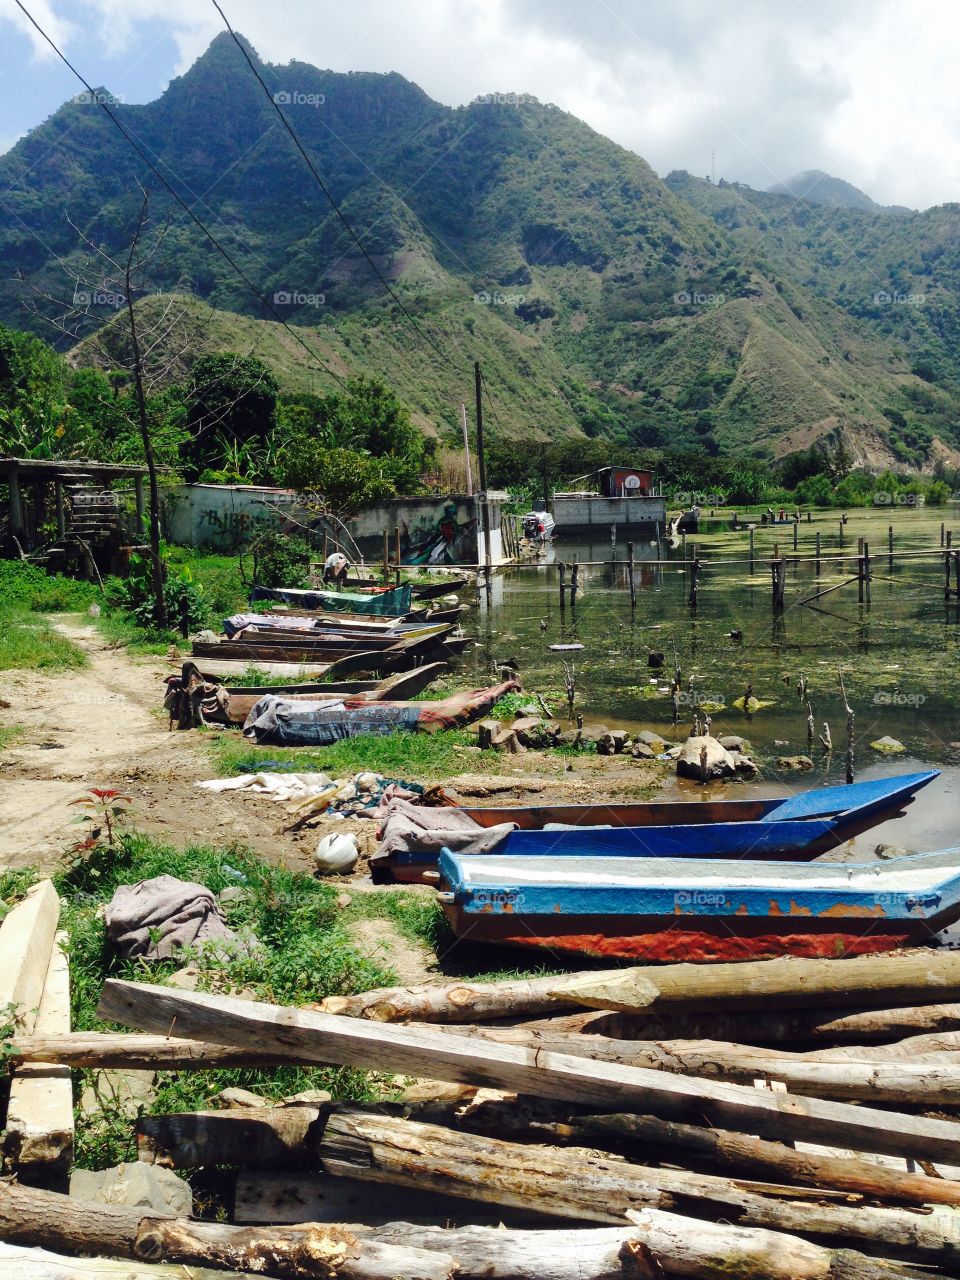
441,907 -> 920,962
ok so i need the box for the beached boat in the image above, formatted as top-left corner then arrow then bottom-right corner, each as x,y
437,846 -> 960,962
447,771 -> 939,834
250,584 -> 414,616
522,510 -> 556,541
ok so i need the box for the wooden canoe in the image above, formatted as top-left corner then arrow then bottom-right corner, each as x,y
437,847 -> 960,962
210,663 -> 448,724
450,772 -> 939,832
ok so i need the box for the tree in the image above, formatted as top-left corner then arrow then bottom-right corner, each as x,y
185,354 -> 279,476
282,444 -> 397,518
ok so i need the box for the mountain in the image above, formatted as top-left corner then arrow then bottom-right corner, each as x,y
1,34 -> 958,468
766,169 -> 911,215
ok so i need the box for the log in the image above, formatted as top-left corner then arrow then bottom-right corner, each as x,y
536,1110 -> 960,1209
0,1184 -> 926,1280
318,1108 -> 960,1266
97,979 -> 960,1164
0,879 -> 60,1027
0,1242 -> 247,1280
457,1026 -> 960,1103
0,1182 -> 454,1280
7,1032 -> 291,1071
318,973 -> 581,1023
4,930 -> 73,1187
556,949 -> 960,1015
137,1106 -> 323,1170
622,1207 -> 928,1280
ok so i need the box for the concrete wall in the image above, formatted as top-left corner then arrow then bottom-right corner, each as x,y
551,494 -> 667,530
164,484 -> 507,565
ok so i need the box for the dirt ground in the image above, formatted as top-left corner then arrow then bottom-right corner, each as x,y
0,621 -> 663,876
0,621 -> 326,873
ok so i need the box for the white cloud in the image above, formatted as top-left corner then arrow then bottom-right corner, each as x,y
8,0 -> 960,208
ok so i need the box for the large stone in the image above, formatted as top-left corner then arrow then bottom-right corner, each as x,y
676,734 -> 736,781
218,1087 -> 269,1109
871,736 -> 907,754
597,730 -> 631,756
636,730 -> 667,752
79,1069 -> 155,1121
776,755 -> 813,771
70,1163 -> 192,1216
718,735 -> 748,753
630,742 -> 656,760
512,716 -> 560,748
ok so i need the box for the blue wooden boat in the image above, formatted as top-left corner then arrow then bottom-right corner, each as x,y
437,846 -> 960,963
450,771 -> 939,832
250,584 -> 413,616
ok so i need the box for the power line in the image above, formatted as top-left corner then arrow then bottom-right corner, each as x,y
209,0 -> 464,372
10,0 -> 348,391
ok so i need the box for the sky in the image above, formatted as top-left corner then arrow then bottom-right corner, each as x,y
2,0 -> 960,210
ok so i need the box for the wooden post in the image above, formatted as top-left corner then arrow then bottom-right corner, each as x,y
134,475 -> 145,530
948,530 -> 954,550
610,523 -> 616,571
627,541 -> 636,609
394,527 -> 402,586
941,521 -> 946,548
814,531 -> 821,577
955,550 -> 960,601
888,524 -> 894,572
570,558 -> 579,609
654,521 -> 661,559
792,520 -> 798,552
681,530 -> 687,560
860,535 -> 870,604
946,551 -> 953,600
839,518 -> 844,546
688,548 -> 699,607
748,526 -> 755,574
382,530 -> 389,582
863,540 -> 871,604
558,562 -> 566,612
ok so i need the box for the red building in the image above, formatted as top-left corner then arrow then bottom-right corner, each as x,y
596,466 -> 653,498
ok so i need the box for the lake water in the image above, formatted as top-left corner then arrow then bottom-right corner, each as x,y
460,504 -> 960,855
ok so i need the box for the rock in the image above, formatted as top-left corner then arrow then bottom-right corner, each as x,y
516,702 -> 542,718
70,1163 -> 192,1217
776,755 -> 813,771
719,735 -> 747,752
598,729 -> 630,756
218,885 -> 247,906
630,742 -> 656,760
575,724 -> 611,745
731,752 -> 760,778
475,718 -> 501,749
335,892 -> 353,908
491,727 -> 523,753
636,730 -> 667,752
557,729 -> 583,748
165,966 -> 200,991
281,1089 -> 332,1106
774,739 -> 789,748
871,736 -> 906,754
875,843 -> 917,860
217,1087 -> 269,1109
676,735 -> 736,781
512,716 -> 560,748
80,1069 -> 155,1120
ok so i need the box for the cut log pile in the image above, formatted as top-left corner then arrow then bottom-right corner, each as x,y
14,938 -> 960,1276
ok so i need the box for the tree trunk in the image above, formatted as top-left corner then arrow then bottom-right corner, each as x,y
318,973 -> 581,1023
457,1026 -> 960,1104
535,1110 -> 960,1208
556,949 -> 960,1015
8,1032 -> 292,1071
318,1109 -> 960,1267
96,979 -> 960,1165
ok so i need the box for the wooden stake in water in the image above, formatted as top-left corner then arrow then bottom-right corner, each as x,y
749,526 -> 755,574
627,541 -> 636,609
815,531 -> 822,577
558,562 -> 567,612
793,520 -> 798,552
888,524 -> 894,573
857,537 -> 865,604
688,548 -> 699,607
839,669 -> 855,784
863,540 -> 871,604
570,558 -> 579,609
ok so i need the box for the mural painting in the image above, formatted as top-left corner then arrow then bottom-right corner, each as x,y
400,502 -> 477,565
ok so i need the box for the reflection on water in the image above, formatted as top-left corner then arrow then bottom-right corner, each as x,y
461,506 -> 960,852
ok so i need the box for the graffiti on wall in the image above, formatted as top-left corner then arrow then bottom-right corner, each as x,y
401,502 -> 477,565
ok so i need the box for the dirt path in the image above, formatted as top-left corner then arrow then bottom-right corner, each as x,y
0,621 -> 318,873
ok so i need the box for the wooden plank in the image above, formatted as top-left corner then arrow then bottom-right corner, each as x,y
554,949 -> 960,1015
97,980 -> 960,1164
0,880 -> 59,1028
5,931 -> 73,1187
0,1242 -> 247,1280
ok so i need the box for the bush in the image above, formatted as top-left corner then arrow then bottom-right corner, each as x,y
248,529 -> 312,589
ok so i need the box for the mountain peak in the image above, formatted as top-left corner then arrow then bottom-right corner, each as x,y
767,169 -> 905,213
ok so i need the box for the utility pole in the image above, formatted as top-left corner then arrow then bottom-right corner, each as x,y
541,442 -> 549,512
460,401 -> 473,496
474,361 -> 492,601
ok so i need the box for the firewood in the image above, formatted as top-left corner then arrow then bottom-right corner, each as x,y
96,979 -> 960,1164
0,1241 -> 246,1280
318,1108 -> 960,1266
318,972 -> 580,1023
138,1106 -> 323,1170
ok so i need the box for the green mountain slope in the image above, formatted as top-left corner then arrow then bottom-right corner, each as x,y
2,33 -> 959,467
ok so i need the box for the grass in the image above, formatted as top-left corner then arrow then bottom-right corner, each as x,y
0,723 -> 23,752
0,561 -> 95,671
207,725 -> 495,781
